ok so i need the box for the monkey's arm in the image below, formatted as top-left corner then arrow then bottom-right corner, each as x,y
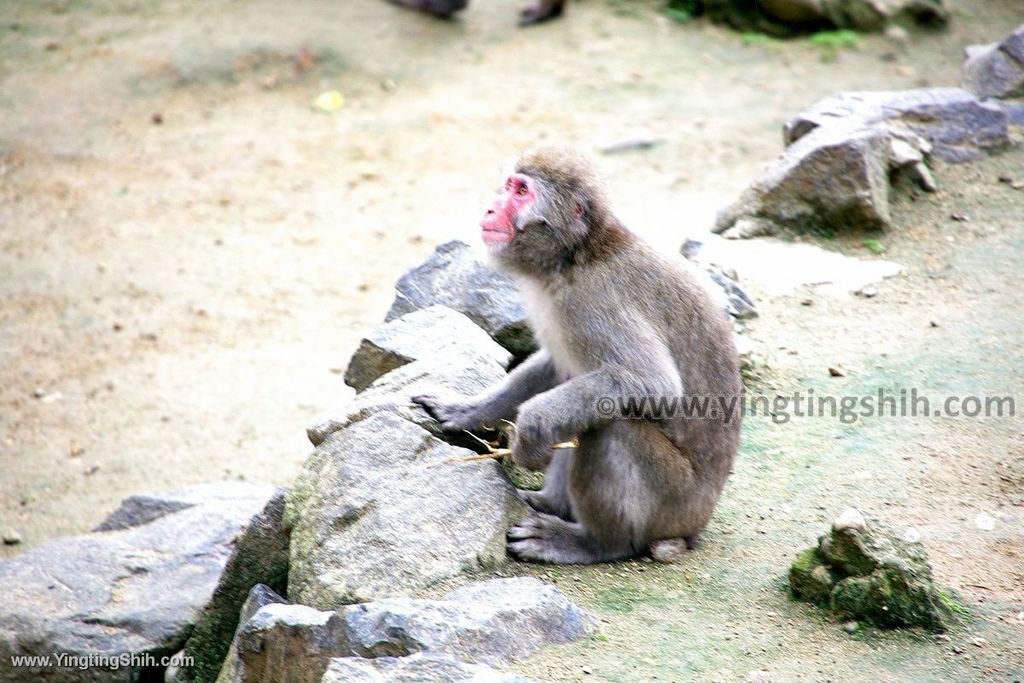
511,336 -> 682,470
413,350 -> 561,432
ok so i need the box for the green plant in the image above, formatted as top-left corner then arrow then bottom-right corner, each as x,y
863,238 -> 886,255
809,30 -> 860,48
938,590 -> 970,617
740,32 -> 779,46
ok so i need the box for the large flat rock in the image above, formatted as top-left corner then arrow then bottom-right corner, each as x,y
0,482 -> 275,683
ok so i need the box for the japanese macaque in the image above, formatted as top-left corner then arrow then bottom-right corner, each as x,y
415,148 -> 741,564
386,0 -> 565,25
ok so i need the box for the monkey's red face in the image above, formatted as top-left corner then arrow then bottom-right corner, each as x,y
481,174 -> 534,246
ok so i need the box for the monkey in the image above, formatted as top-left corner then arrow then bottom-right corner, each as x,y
386,0 -> 565,26
414,148 -> 742,565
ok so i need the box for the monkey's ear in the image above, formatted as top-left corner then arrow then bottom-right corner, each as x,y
574,197 -> 587,220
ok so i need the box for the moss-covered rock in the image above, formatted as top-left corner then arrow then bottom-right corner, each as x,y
178,490 -> 291,683
789,547 -> 837,606
788,508 -> 959,631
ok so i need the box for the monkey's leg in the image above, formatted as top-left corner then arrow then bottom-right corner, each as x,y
509,422 -> 699,565
519,446 -> 575,521
386,0 -> 469,18
519,0 -> 564,25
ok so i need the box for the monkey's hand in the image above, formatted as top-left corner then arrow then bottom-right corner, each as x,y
412,394 -> 488,433
510,408 -> 555,472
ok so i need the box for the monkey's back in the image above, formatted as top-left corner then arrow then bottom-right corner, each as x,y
598,240 -> 742,486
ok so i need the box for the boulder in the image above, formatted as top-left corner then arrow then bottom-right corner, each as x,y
307,333 -> 509,449
320,654 -> 536,683
217,577 -> 592,682
782,88 -> 1011,162
345,306 -> 511,393
963,24 -> 1024,100
715,88 -> 1010,238
0,482 -> 276,683
789,508 -> 958,631
287,406 -> 528,608
385,241 -> 535,359
714,123 -> 904,237
178,490 -> 291,683
337,578 -> 595,665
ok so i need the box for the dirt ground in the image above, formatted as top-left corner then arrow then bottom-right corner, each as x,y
1,0 -> 1022,680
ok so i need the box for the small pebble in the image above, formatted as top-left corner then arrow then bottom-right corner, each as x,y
929,320 -> 939,328
972,637 -> 986,648
800,299 -> 813,306
2,530 -> 22,545
582,665 -> 593,675
842,621 -> 859,634
950,212 -> 969,222
33,387 -> 46,398
855,286 -> 878,298
151,112 -> 163,125
828,367 -> 845,377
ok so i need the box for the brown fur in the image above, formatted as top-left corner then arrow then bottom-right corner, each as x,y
416,148 -> 741,564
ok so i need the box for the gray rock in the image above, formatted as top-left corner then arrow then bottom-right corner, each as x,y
308,335 -> 508,449
789,508 -> 958,631
963,24 -> 1024,100
231,603 -> 342,683
179,490 -> 291,683
216,578 -> 589,682
345,306 -> 511,393
708,268 -> 757,319
335,577 -> 595,665
715,122 -> 898,237
212,584 -> 287,683
678,240 -> 758,320
0,482 -> 275,683
715,88 -> 1010,238
782,88 -> 1011,162
94,481 -> 267,531
320,653 -> 536,683
287,408 -> 528,609
385,241 -> 535,359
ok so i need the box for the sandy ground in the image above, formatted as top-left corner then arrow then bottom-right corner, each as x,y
1,0 -> 1023,680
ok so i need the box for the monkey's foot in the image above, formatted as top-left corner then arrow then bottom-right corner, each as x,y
649,537 -> 691,564
387,0 -> 468,18
517,489 -> 575,522
507,512 -> 627,564
519,1 -> 564,25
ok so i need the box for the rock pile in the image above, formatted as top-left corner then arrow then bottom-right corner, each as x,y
789,508 -> 958,631
216,577 -> 594,683
713,87 -> 1015,238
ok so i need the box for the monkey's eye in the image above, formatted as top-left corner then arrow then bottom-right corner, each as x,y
517,183 -> 528,196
